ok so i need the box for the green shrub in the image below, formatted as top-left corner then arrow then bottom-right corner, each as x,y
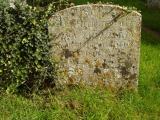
26,0 -> 72,11
0,0 -> 9,8
0,3 -> 57,93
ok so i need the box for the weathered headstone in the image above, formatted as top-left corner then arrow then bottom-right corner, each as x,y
49,4 -> 142,90
147,0 -> 160,9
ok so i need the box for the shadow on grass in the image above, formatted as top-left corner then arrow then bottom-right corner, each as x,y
141,30 -> 160,46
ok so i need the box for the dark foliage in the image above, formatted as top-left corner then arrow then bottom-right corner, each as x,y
0,3 -> 57,93
26,0 -> 73,11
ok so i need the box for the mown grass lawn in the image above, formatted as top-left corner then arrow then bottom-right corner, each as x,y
0,0 -> 160,120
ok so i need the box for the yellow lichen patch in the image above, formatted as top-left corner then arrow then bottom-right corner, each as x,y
84,58 -> 93,67
76,68 -> 83,75
72,51 -> 80,63
95,60 -> 103,67
97,79 -> 105,87
53,55 -> 61,62
68,76 -> 76,85
103,71 -> 113,79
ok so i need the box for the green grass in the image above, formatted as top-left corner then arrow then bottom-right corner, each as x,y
1,0 -> 160,120
0,30 -> 160,120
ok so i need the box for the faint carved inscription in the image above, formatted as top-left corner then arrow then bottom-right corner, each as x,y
49,4 -> 142,90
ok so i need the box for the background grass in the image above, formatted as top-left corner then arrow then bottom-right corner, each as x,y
0,0 -> 160,120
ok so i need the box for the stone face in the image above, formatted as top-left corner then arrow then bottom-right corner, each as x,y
48,4 -> 142,90
147,0 -> 160,9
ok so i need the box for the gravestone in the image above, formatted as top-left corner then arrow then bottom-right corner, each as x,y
48,4 -> 142,90
147,0 -> 160,9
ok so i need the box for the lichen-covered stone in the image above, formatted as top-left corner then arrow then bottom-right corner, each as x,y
48,4 -> 142,90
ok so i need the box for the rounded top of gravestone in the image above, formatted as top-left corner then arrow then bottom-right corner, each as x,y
49,4 -> 141,20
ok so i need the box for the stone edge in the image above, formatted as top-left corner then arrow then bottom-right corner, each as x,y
49,4 -> 142,19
